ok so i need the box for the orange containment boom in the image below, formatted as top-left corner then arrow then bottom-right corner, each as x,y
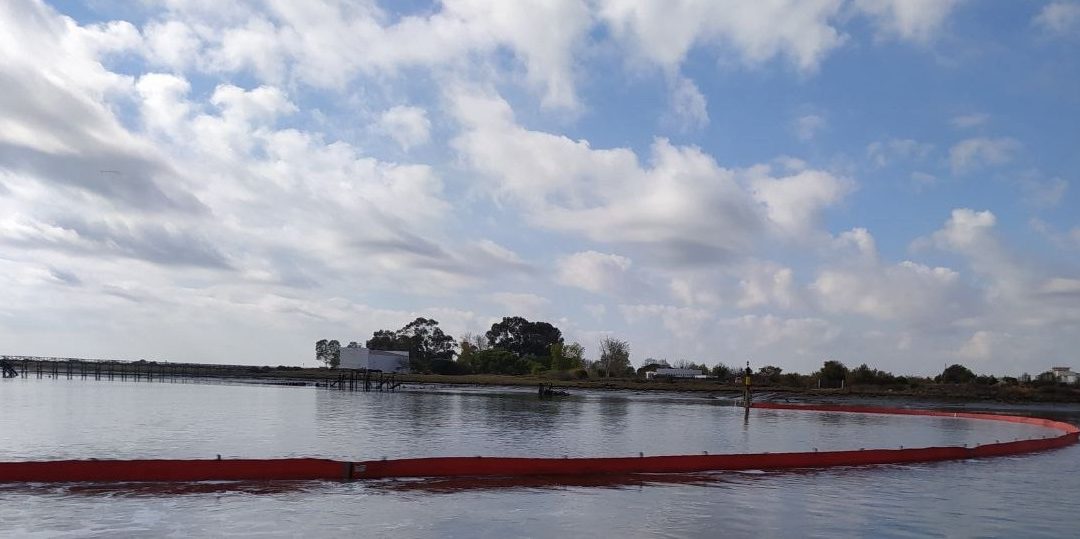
1,403 -> 1076,483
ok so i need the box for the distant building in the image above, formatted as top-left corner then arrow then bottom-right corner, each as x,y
1051,367 -> 1077,384
339,348 -> 411,373
646,368 -> 705,380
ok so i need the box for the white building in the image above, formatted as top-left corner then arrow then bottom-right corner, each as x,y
339,348 -> 411,373
1051,367 -> 1077,384
647,368 -> 706,379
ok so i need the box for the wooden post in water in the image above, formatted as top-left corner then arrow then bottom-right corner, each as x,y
743,361 -> 752,422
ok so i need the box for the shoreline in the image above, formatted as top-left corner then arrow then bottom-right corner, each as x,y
6,357 -> 1079,404
390,373 -> 1080,405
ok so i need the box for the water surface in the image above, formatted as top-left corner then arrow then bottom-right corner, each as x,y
2,379 -> 1078,537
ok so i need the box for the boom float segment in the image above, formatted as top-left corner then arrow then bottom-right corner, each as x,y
1,403 -> 1076,483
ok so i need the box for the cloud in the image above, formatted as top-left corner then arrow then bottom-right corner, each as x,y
0,2 -> 200,212
1039,278 -> 1080,297
597,0 -> 847,73
556,251 -> 634,295
956,330 -> 997,360
141,0 -> 592,109
950,113 -> 989,129
949,137 -> 1021,173
1018,174 -> 1068,209
853,0 -> 962,43
717,314 -> 840,359
812,227 -> 978,324
911,171 -> 937,189
736,263 -> 798,310
747,165 -> 855,238
619,304 -> 712,338
1033,2 -> 1080,37
451,90 -> 851,264
813,261 -> 973,323
928,208 -> 996,253
667,76 -> 709,131
0,213 -> 230,268
379,105 -> 432,150
866,138 -> 933,167
793,114 -> 827,141
488,292 -> 550,317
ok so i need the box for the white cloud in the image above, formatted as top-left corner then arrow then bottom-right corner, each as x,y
597,0 -> 847,73
834,227 -> 877,260
929,208 -> 997,253
1039,278 -> 1080,296
853,0 -> 962,43
667,76 -> 709,131
737,263 -> 797,310
793,114 -> 827,141
1034,2 -> 1080,37
451,90 -> 852,263
747,166 -> 854,238
717,314 -> 840,360
813,228 -> 977,323
379,105 -> 432,150
911,171 -> 937,189
866,138 -> 933,167
949,137 -> 1021,173
957,330 -> 998,360
488,292 -> 550,317
143,20 -> 203,71
813,261 -> 971,322
1019,175 -> 1068,209
619,304 -> 712,338
950,113 -> 989,129
143,0 -> 593,109
556,251 -> 634,295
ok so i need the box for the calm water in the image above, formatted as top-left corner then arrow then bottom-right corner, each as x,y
2,378 -> 1079,538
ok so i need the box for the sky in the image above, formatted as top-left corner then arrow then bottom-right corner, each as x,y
1,0 -> 1078,376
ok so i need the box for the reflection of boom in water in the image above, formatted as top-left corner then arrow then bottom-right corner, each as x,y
719,391 -> 779,407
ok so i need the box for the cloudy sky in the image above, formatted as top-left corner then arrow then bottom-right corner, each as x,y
1,0 -> 1078,375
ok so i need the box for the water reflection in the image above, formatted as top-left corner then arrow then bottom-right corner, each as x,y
364,472 -> 736,495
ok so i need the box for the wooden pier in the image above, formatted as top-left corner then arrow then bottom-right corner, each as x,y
0,356 -> 259,383
0,355 -> 403,392
325,370 -> 402,392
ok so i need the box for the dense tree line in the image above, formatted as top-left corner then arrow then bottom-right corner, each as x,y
319,323 -> 1061,389
319,315 -> 604,376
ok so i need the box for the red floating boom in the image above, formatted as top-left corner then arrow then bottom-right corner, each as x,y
1,403 -> 1076,483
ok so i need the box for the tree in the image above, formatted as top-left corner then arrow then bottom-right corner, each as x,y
314,339 -> 341,368
711,363 -> 735,381
758,365 -> 783,384
366,317 -> 455,373
469,348 -> 531,375
461,332 -> 489,351
316,339 -> 328,367
675,360 -> 709,373
818,360 -> 848,387
637,360 -> 669,376
366,329 -> 406,351
599,337 -> 631,378
850,364 -> 898,386
485,316 -> 563,367
938,364 -> 976,384
550,341 -> 586,371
